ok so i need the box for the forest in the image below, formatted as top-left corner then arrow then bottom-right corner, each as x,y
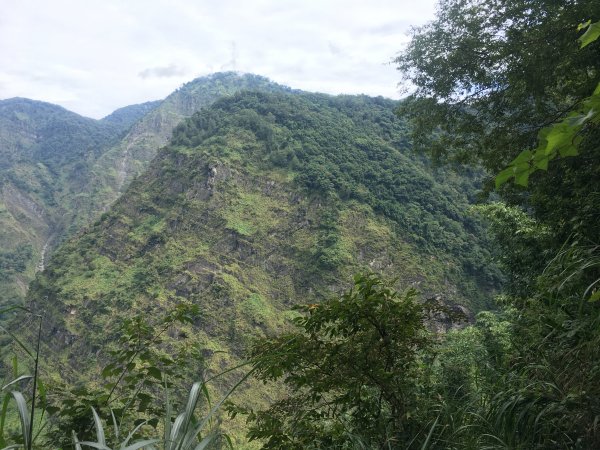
0,0 -> 599,449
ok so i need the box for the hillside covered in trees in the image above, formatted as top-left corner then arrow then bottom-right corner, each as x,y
1,0 -> 598,448
14,88 -> 499,446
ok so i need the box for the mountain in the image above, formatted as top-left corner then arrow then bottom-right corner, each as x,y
26,89 -> 501,440
100,100 -> 162,129
0,73 -> 293,307
0,98 -> 136,304
84,72 -> 293,215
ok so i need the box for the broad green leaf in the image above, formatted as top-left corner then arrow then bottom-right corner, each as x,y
101,363 -> 116,378
146,367 -> 162,380
533,153 -> 549,170
496,163 -> 519,188
570,109 -> 596,126
577,20 -> 591,31
589,291 -> 600,302
514,168 -> 531,186
510,149 -> 532,165
543,123 -> 577,155
579,21 -> 600,48
558,145 -> 579,157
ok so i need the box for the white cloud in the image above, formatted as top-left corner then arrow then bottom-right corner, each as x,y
0,0 -> 436,118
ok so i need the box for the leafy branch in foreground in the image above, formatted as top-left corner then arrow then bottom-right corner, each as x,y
496,20 -> 600,188
45,303 -> 203,448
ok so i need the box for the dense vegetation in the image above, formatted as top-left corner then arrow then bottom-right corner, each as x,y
3,86 -> 499,447
236,1 -> 600,447
0,98 -> 137,307
2,0 -> 598,447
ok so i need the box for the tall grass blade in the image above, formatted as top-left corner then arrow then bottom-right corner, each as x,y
75,443 -> 112,450
73,431 -> 83,450
188,370 -> 254,441
121,419 -> 150,447
167,413 -> 185,450
10,391 -> 30,450
110,409 -> 120,442
0,394 -> 9,448
91,407 -> 107,446
164,377 -> 172,449
0,325 -> 33,359
121,439 -> 160,450
421,415 -> 440,450
192,433 -> 216,450
28,314 -> 42,450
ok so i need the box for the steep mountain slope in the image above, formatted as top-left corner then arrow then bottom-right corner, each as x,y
100,100 -> 162,129
0,74 -> 290,307
29,91 -> 500,394
0,98 -> 142,304
84,72 -> 293,216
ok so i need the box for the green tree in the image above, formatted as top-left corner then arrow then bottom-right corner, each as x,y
232,274 -> 437,449
396,0 -> 600,170
396,0 -> 600,267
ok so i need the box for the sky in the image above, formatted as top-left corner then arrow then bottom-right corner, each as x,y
0,0 -> 437,119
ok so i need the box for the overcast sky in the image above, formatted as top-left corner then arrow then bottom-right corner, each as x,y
0,0 -> 437,119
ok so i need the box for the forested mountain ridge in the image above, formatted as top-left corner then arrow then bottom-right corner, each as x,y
85,72 -> 294,215
100,100 -> 162,129
24,89 -> 501,443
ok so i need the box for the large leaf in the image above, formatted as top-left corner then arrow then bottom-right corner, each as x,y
579,21 -> 600,48
495,167 -> 515,188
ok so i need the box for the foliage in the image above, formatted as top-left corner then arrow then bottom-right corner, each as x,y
44,304 -> 201,448
231,273 -> 437,449
0,96 -> 152,307
471,203 -> 551,296
71,376 -> 244,450
396,1 -> 600,447
396,0 -> 600,169
497,20 -> 600,187
171,90 -> 500,290
0,246 -> 32,280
